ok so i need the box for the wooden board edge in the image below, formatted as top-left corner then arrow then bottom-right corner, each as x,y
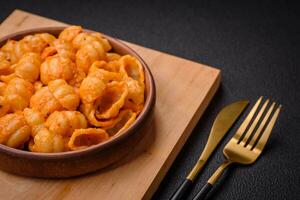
142,71 -> 221,200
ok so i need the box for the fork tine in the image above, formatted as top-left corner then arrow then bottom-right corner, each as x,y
247,102 -> 275,149
254,105 -> 281,153
240,99 -> 269,146
233,97 -> 263,142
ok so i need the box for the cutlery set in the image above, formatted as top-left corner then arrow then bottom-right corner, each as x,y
170,97 -> 281,200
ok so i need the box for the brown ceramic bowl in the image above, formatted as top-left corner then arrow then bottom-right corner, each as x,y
0,27 -> 155,178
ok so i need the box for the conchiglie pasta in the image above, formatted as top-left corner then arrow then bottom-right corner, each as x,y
69,68 -> 86,88
59,26 -> 82,43
68,128 -> 109,150
48,79 -> 80,110
35,33 -> 56,46
79,76 -> 106,104
30,86 -> 63,116
80,103 -> 116,127
45,111 -> 87,137
1,40 -> 28,64
88,61 -> 123,83
41,39 -> 76,60
40,55 -> 76,84
0,82 -> 9,117
1,52 -> 41,83
72,32 -> 111,52
95,81 -> 128,119
0,112 -> 31,148
76,42 -> 106,74
23,108 -> 46,137
4,77 -> 34,111
30,128 -> 65,153
120,55 -> 144,84
0,51 -> 13,75
105,109 -> 137,136
0,26 -> 145,153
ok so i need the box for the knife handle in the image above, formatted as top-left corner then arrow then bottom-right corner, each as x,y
169,179 -> 193,200
192,160 -> 232,200
192,183 -> 213,200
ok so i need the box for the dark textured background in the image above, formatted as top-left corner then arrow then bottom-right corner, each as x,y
0,1 -> 299,200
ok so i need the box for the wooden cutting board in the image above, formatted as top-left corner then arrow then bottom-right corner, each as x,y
0,10 -> 220,200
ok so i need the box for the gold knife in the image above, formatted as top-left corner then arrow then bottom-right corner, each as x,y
170,100 -> 249,200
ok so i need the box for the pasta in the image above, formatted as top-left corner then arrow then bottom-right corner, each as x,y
0,26 -> 145,153
30,79 -> 80,116
45,111 -> 87,137
30,127 -> 66,153
4,77 -> 34,112
30,86 -> 64,116
75,42 -> 106,73
41,39 -> 76,60
59,26 -> 82,43
40,55 -> 76,84
105,109 -> 136,136
48,79 -> 80,111
0,112 -> 31,148
0,51 -> 13,75
23,108 -> 45,137
1,52 -> 41,83
68,128 -> 109,151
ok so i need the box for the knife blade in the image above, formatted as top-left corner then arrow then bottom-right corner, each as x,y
170,100 -> 249,200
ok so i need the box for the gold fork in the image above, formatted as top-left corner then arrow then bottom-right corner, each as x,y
192,97 -> 282,200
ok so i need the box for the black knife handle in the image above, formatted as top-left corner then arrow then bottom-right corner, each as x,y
170,179 -> 193,200
192,183 -> 213,200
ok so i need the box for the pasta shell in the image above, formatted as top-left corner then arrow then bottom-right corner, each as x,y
80,103 -> 116,127
68,128 -> 109,151
30,128 -> 65,153
123,100 -> 144,115
59,26 -> 82,43
69,68 -> 86,88
88,61 -> 123,83
95,81 -> 128,119
40,55 -> 76,84
76,42 -> 106,74
45,111 -> 87,137
1,53 -> 41,83
0,96 -> 9,118
35,33 -> 56,46
41,39 -> 76,60
23,108 -> 46,137
20,34 -> 50,54
4,77 -> 34,111
0,112 -> 31,148
0,52 -> 13,75
105,109 -> 137,136
79,76 -> 106,104
124,77 -> 145,105
120,55 -> 144,84
48,79 -> 80,111
73,32 -> 111,52
1,40 -> 27,64
30,86 -> 63,117
105,52 -> 122,62
0,82 -> 9,117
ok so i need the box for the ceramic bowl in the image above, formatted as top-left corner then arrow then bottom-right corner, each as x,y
0,27 -> 155,178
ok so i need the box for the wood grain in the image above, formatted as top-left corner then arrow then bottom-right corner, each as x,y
0,10 -> 220,200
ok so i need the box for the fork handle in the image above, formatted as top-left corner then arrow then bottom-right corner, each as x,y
192,160 -> 232,200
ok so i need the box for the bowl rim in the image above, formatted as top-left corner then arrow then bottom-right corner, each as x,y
0,26 -> 156,160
